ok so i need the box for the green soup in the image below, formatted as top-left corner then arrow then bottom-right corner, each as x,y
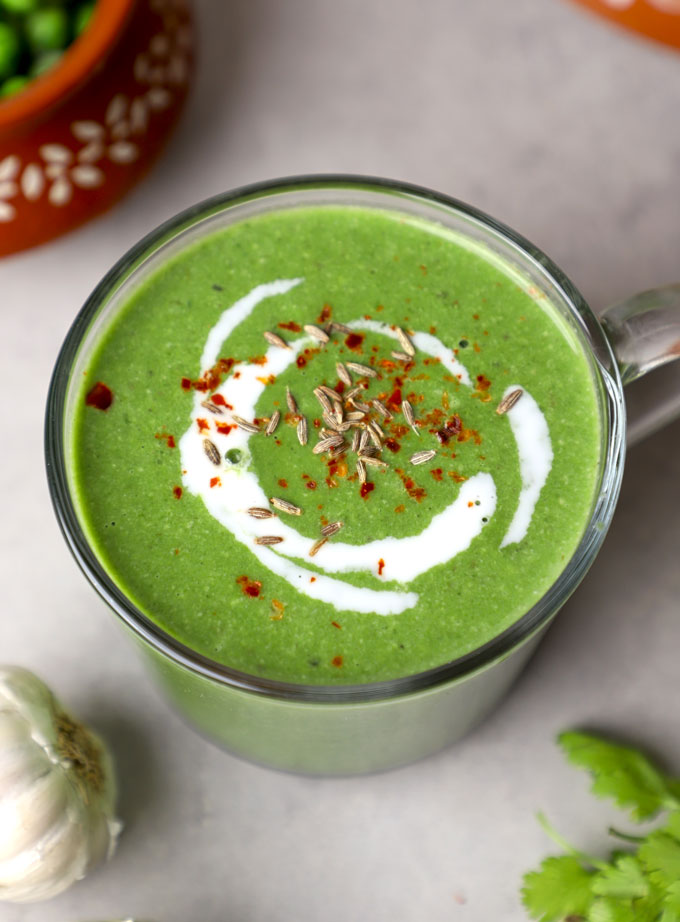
70,205 -> 601,685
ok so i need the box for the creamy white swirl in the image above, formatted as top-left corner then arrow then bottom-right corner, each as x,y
179,280 -> 552,614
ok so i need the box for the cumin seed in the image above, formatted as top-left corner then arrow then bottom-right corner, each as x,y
270,497 -> 303,516
401,400 -> 420,436
309,536 -> 328,557
346,361 -> 378,378
330,321 -> 353,335
359,454 -> 387,468
356,459 -> 367,483
286,386 -> 298,414
201,399 -> 223,415
496,388 -> 523,415
410,449 -> 437,466
304,324 -> 330,343
395,326 -> 416,357
313,388 -> 333,415
321,521 -> 343,538
391,350 -> 412,362
203,439 -> 221,465
247,507 -> 277,519
265,410 -> 281,436
336,362 -> 352,386
371,399 -> 392,420
232,415 -> 260,434
264,330 -> 290,349
313,435 -> 345,454
255,535 -> 284,546
297,415 -> 308,445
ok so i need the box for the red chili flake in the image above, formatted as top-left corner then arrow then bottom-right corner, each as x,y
345,332 -> 364,352
331,655 -> 344,668
467,501 -> 474,507
318,303 -> 333,323
196,418 -> 210,432
395,468 -> 427,502
182,357 -> 238,392
174,548 -> 180,555
271,599 -> 285,621
210,394 -> 230,407
431,468 -> 443,482
310,576 -> 317,582
377,558 -> 386,576
154,431 -> 176,448
296,355 -> 307,368
236,575 -> 262,598
376,304 -> 384,312
278,478 -> 288,489
257,374 -> 276,386
249,355 -> 268,366
331,620 -> 342,630
442,392 -> 450,410
278,321 -> 302,332
419,264 -> 427,275
335,379 -> 346,394
306,480 -> 317,490
210,476 -> 221,488
216,422 -> 234,436
449,471 -> 467,483
173,486 -> 183,499
389,423 -> 410,439
429,325 -> 437,334
384,438 -> 401,453
436,414 -> 463,444
476,375 -> 491,391
313,418 -> 321,428
85,382 -> 113,410
387,386 -> 402,410
379,359 -> 398,371
234,371 -> 241,378
473,342 -> 481,354
394,503 -> 405,514
360,482 -> 375,499
473,313 -> 480,320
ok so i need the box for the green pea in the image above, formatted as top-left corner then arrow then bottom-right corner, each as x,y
0,73 -> 28,96
73,1 -> 94,37
25,7 -> 69,52
0,0 -> 39,16
0,21 -> 20,81
29,47 -> 61,77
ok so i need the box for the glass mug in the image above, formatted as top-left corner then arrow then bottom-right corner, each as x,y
45,177 -> 680,775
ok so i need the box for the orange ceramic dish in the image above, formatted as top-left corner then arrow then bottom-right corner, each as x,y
569,0 -> 680,49
0,0 -> 193,257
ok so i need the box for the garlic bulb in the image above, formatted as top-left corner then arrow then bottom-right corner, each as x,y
0,666 -> 121,903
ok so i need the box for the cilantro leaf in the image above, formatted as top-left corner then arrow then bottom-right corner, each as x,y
663,881 -> 680,918
521,855 -> 594,921
588,896 -> 636,922
664,811 -> 680,842
591,854 -> 649,900
558,732 -> 679,821
638,832 -> 680,889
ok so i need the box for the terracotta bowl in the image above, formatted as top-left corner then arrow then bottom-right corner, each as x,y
0,0 -> 194,257
569,0 -> 680,49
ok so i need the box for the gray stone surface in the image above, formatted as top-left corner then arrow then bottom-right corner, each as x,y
1,1 -> 679,919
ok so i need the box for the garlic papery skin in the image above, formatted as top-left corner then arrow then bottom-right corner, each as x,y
0,666 -> 121,903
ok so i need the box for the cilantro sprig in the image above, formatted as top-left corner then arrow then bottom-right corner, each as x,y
521,732 -> 680,922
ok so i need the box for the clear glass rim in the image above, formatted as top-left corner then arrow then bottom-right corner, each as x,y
45,173 -> 627,703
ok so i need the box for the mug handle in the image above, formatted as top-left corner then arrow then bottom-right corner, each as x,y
599,284 -> 680,445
